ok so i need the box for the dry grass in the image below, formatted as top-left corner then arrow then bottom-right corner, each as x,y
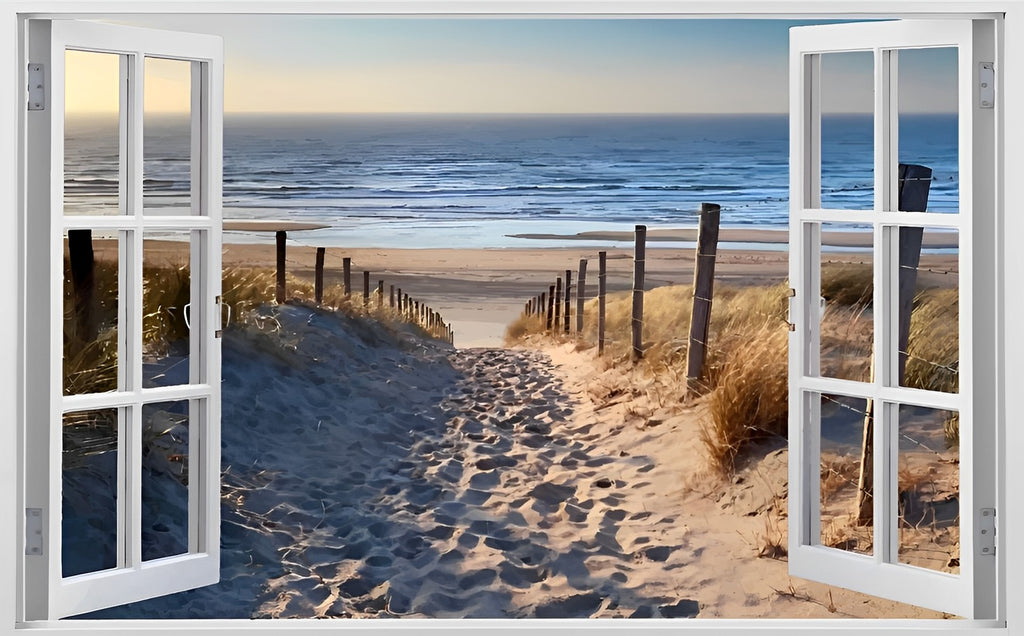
820,262 -> 873,307
820,454 -> 860,507
700,321 -> 789,475
504,313 -> 551,344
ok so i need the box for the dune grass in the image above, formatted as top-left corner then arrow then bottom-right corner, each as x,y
508,265 -> 959,475
62,260 -> 448,452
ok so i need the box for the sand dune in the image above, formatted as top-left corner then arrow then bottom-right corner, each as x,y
77,302 -> 945,620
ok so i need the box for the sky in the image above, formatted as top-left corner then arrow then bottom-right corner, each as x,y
66,17 -> 958,114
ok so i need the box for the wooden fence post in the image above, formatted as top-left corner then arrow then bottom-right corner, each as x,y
598,251 -> 607,355
576,259 -> 588,335
685,203 -> 722,396
343,257 -> 352,297
363,271 -> 370,306
377,280 -> 384,308
546,285 -> 555,331
314,247 -> 325,306
68,229 -> 97,342
854,163 -> 931,525
554,277 -> 562,333
563,269 -> 572,333
631,225 -> 647,361
275,230 -> 287,304
414,300 -> 420,323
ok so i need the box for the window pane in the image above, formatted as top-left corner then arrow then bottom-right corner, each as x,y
819,393 -> 873,556
63,230 -> 119,395
142,401 -> 191,561
896,228 -> 958,394
820,51 -> 874,211
897,47 -> 958,214
63,408 -> 119,577
143,232 -> 193,388
144,57 -> 193,216
897,404 -> 959,573
64,50 -> 123,216
820,222 -> 873,382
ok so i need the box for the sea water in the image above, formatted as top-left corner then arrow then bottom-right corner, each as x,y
64,113 -> 959,249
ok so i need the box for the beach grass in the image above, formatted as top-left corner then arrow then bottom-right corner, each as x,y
508,271 -> 959,474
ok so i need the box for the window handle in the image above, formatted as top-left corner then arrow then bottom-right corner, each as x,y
183,303 -> 191,330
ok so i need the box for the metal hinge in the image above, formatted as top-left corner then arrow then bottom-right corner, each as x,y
27,63 -> 44,111
979,63 -> 994,109
978,507 -> 996,556
25,508 -> 42,555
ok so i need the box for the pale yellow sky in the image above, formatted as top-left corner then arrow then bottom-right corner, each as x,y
65,50 -> 192,113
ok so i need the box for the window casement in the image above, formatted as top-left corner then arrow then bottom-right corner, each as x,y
21,19 -> 224,620
788,19 -> 998,619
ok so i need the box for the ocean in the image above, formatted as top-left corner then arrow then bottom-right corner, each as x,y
63,113 -> 959,249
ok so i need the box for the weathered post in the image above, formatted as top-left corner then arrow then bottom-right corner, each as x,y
314,247 -> 325,305
363,271 -> 370,306
685,203 -> 722,396
68,229 -> 97,342
275,230 -> 287,304
546,286 -> 555,331
563,269 -> 572,333
598,251 -> 607,355
554,277 -> 562,333
376,280 -> 384,308
631,225 -> 647,361
854,163 -> 930,525
576,258 -> 588,335
397,288 -> 403,312
343,257 -> 352,297
414,300 -> 420,323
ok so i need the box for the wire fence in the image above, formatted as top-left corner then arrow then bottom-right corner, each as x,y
222,229 -> 455,345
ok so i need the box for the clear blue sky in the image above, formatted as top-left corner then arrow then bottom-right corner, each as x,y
113,16 -> 958,114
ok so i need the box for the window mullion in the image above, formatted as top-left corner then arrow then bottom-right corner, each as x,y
125,49 -> 145,570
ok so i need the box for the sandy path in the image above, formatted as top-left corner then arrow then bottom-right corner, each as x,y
258,346 -> 700,618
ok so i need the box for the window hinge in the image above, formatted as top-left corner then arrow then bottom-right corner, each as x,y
27,63 -> 44,111
979,62 -> 994,109
25,508 -> 43,555
978,507 -> 996,556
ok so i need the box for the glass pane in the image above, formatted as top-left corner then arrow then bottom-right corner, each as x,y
144,57 -> 193,216
64,50 -> 122,216
897,47 -> 958,214
142,401 -> 191,561
897,228 -> 958,394
819,393 -> 873,556
63,230 -> 119,395
820,223 -> 873,382
897,404 -> 960,573
63,408 -> 119,577
820,51 -> 874,210
143,232 -> 193,388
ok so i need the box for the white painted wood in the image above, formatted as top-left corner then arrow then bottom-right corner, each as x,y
25,19 -> 224,620
789,18 -> 996,618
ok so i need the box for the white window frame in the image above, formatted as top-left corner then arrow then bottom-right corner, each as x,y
22,19 -> 224,621
3,1 -> 1018,635
787,19 -> 995,619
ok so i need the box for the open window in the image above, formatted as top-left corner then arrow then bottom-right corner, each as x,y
22,20 -> 223,620
788,19 -> 997,618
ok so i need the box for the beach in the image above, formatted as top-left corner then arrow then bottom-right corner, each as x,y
66,236 -> 961,620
